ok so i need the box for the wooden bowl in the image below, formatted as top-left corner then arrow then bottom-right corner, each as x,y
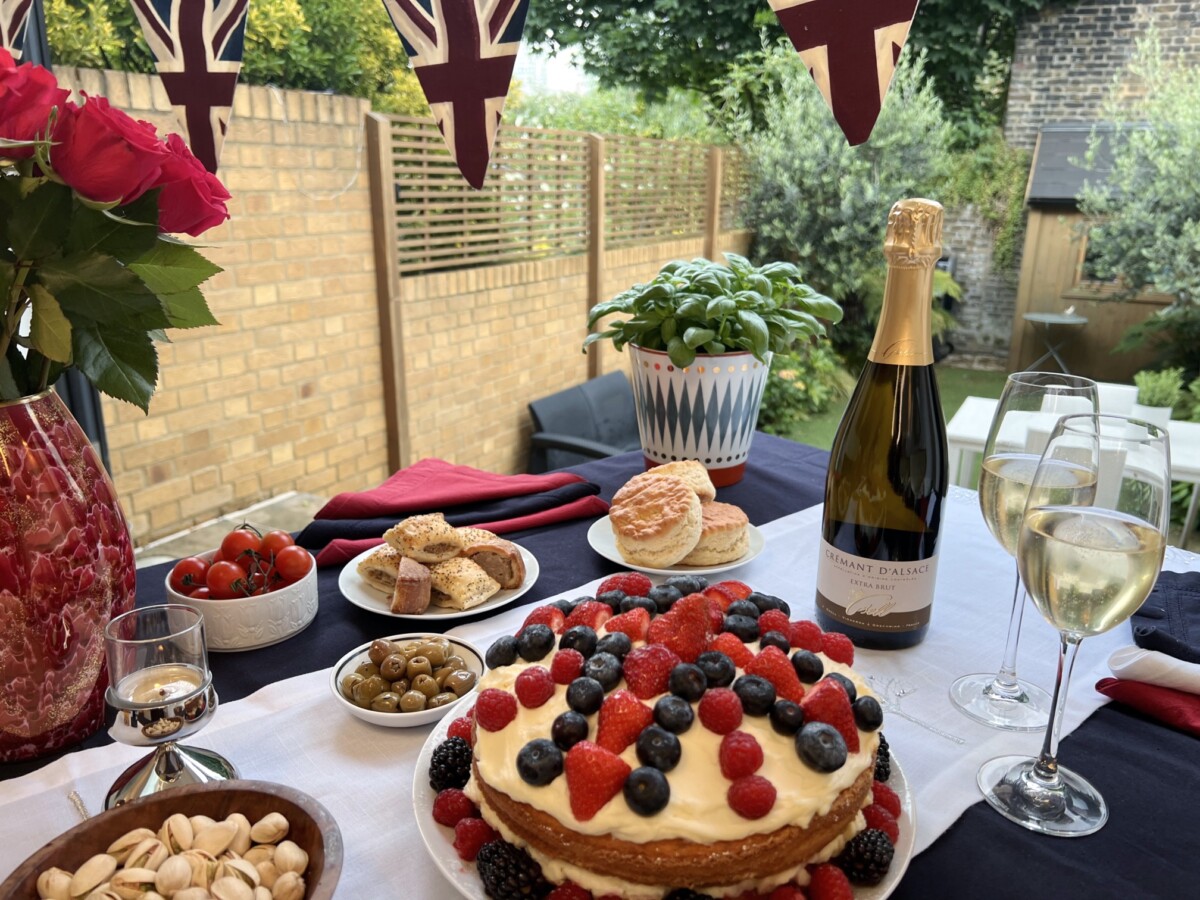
0,780 -> 342,898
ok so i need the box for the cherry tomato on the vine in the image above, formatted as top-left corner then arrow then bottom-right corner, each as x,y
221,527 -> 262,571
261,530 -> 296,560
273,545 -> 312,583
189,586 -> 211,600
169,556 -> 210,594
206,560 -> 249,599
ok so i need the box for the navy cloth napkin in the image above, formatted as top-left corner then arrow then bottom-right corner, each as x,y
1131,570 -> 1200,664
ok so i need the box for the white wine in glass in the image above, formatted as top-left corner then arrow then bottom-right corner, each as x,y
978,413 -> 1169,837
950,372 -> 1098,730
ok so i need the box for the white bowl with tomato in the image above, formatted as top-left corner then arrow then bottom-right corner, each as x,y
164,526 -> 319,651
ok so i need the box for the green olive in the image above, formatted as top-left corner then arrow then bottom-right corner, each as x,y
370,691 -> 401,712
340,672 -> 364,699
399,690 -> 427,712
406,656 -> 433,680
394,641 -> 423,660
433,667 -> 453,688
352,674 -> 388,708
427,692 -> 459,709
380,653 -> 408,681
417,643 -> 447,666
444,670 -> 478,697
355,661 -> 382,679
441,655 -> 467,673
412,673 -> 439,698
368,639 -> 394,666
390,678 -> 410,695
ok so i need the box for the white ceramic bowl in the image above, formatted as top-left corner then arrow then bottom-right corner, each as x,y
164,549 -> 319,651
330,633 -> 485,728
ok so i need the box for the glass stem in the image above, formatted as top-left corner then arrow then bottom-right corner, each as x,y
990,561 -> 1026,699
1032,633 -> 1083,784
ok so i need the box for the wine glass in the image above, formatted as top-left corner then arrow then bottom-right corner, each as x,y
978,413 -> 1170,836
950,371 -> 1098,730
103,604 -> 237,808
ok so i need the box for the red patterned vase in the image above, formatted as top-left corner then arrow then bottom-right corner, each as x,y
0,390 -> 136,761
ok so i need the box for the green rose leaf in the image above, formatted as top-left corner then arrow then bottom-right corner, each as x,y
38,251 -> 171,331
129,239 -> 222,295
8,180 -> 72,261
0,355 -> 21,400
72,322 -> 158,412
159,286 -> 219,329
27,283 -> 73,363
66,192 -> 160,262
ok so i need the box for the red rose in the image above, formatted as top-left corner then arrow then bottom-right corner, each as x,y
0,48 -> 70,158
49,95 -> 168,204
153,134 -> 231,236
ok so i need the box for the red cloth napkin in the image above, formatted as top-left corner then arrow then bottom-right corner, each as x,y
1095,677 -> 1200,738
315,459 -> 588,519
313,494 -> 610,567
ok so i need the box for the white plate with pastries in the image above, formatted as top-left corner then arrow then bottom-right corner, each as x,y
338,543 -> 539,621
586,515 -> 765,576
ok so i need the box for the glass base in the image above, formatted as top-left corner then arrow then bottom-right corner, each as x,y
105,742 -> 238,809
977,755 -> 1108,837
949,673 -> 1052,732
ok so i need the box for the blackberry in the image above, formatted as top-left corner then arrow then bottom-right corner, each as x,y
874,733 -> 892,782
475,840 -> 551,900
835,828 -> 895,886
664,890 -> 715,900
428,736 -> 472,791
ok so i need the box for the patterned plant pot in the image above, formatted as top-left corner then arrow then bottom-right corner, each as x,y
627,345 -> 772,487
0,391 -> 137,761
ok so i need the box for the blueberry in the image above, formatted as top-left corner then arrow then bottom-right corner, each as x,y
796,722 -> 848,772
733,674 -> 776,716
648,584 -> 683,614
596,632 -> 632,661
664,574 -> 708,595
770,699 -> 805,735
747,591 -> 788,615
653,695 -> 694,734
852,696 -> 884,731
723,614 -> 759,643
485,635 -> 518,669
725,599 -> 760,620
695,651 -> 735,688
516,624 -> 555,662
636,724 -> 682,771
559,625 -> 598,658
760,630 -> 791,653
566,677 -> 605,715
790,650 -> 824,684
596,590 -> 626,613
516,738 -> 563,786
620,595 -> 658,615
551,598 -> 578,617
668,663 -> 707,702
583,651 -> 623,691
624,766 -> 670,815
551,710 -> 590,750
824,672 -> 858,702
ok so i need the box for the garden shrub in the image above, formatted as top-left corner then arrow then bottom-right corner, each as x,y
757,342 -> 853,435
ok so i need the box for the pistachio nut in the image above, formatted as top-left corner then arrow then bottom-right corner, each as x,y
68,854 -> 118,899
248,813 -> 288,845
125,838 -> 169,872
271,841 -> 307,876
253,861 -> 279,890
210,877 -> 254,900
173,889 -> 213,900
159,813 -> 195,853
82,889 -> 119,900
109,867 -> 158,900
188,815 -> 217,834
105,829 -> 156,864
241,846 -> 274,868
180,848 -> 219,890
254,888 -> 272,900
154,854 -> 192,896
193,821 -> 238,856
225,813 -> 253,856
142,893 -> 167,900
270,872 -> 304,900
220,858 -> 261,889
36,867 -> 72,900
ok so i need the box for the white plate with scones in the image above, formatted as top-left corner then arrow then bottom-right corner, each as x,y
338,543 -> 539,621
586,515 -> 765,576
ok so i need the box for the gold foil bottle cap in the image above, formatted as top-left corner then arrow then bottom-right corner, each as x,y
884,198 -> 943,268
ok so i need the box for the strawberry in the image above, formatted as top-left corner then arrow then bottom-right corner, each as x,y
550,648 -> 586,685
474,688 -> 518,732
647,594 -> 711,663
757,609 -> 792,640
713,580 -> 753,601
807,863 -> 853,900
801,680 -> 859,753
563,600 -> 614,633
746,646 -> 806,704
871,780 -> 902,818
564,741 -> 631,821
709,631 -> 754,668
446,715 -> 474,745
597,572 -> 653,597
863,803 -> 899,844
596,689 -> 654,753
604,607 -> 651,642
727,775 -> 776,819
707,600 -> 726,634
821,632 -> 855,666
622,644 -> 681,700
701,584 -> 738,612
515,666 -> 556,708
719,730 -> 763,779
522,605 -> 566,635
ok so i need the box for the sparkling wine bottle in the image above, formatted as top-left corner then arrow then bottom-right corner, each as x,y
814,198 -> 948,649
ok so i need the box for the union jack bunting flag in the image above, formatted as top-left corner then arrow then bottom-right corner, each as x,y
769,0 -> 921,145
380,0 -> 529,189
0,0 -> 33,58
130,0 -> 249,174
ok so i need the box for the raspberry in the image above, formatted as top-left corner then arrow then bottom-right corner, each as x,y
597,572 -> 653,596
547,883 -> 593,900
767,886 -> 804,900
807,863 -> 853,900
451,817 -> 498,861
522,604 -> 567,635
713,580 -> 753,600
647,594 -> 711,663
821,632 -> 855,666
698,687 -> 743,734
563,600 -> 614,632
757,609 -> 792,639
709,631 -> 754,668
788,620 -> 824,653
727,774 -> 776,819
432,788 -> 478,826
863,803 -> 899,844
871,780 -> 902,818
801,679 -> 860,753
564,740 -> 632,821
475,688 -> 518,732
596,689 -> 654,753
719,730 -> 764,780
746,645 -> 806,704
623,644 -> 681,700
446,715 -> 474,745
604,607 -> 651,642
550,648 -> 586,685
515,666 -> 556,708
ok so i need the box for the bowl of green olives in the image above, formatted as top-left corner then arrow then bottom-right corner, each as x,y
329,633 -> 484,727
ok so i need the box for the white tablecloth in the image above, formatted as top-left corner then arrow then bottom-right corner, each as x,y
3,487 -> 1196,893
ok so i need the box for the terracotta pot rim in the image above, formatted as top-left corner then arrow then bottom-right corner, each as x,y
0,389 -> 58,410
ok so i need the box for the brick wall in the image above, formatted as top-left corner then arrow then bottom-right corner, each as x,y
942,206 -> 1022,358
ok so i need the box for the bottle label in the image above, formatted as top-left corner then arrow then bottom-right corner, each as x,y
815,538 -> 937,632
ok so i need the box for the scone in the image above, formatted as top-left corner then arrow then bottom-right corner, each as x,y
428,557 -> 501,610
391,555 -> 432,614
679,500 -> 749,566
461,537 -> 526,589
356,545 -> 404,593
648,459 -> 717,502
384,513 -> 463,563
609,472 -> 702,568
